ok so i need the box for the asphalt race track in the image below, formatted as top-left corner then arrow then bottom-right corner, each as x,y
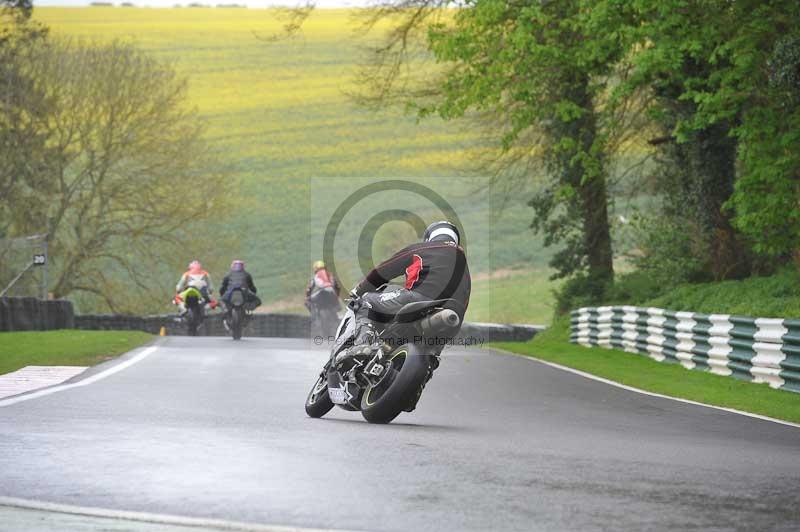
1,337 -> 799,531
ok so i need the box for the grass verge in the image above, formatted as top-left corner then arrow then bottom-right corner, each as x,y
0,330 -> 153,376
466,269 -> 558,325
492,319 -> 800,424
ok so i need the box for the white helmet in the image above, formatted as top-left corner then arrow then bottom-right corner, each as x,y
423,221 -> 459,245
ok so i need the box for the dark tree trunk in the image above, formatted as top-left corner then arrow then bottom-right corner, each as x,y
662,120 -> 750,281
687,122 -> 750,280
565,76 -> 614,285
578,168 -> 614,283
652,56 -> 750,281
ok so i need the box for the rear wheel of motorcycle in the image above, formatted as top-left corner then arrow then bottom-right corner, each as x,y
361,343 -> 429,424
322,309 -> 338,338
187,308 -> 198,336
231,308 -> 243,340
305,373 -> 334,418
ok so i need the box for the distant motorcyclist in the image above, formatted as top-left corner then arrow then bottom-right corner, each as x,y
219,259 -> 261,312
305,260 -> 341,315
351,220 -> 471,344
174,260 -> 215,315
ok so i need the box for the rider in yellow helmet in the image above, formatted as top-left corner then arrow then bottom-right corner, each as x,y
305,260 -> 340,313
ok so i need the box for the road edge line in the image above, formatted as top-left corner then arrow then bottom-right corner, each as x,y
0,345 -> 159,408
0,496 -> 351,532
488,347 -> 800,430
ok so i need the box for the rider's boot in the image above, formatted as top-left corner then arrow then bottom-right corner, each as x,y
335,322 -> 380,364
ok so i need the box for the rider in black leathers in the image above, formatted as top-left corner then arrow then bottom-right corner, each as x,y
351,220 -> 471,342
219,260 -> 261,318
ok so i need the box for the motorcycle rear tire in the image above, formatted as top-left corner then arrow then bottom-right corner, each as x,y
231,308 -> 243,340
361,343 -> 430,424
187,308 -> 198,337
321,309 -> 338,338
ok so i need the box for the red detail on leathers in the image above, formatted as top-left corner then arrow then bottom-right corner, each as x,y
405,254 -> 423,289
315,269 -> 333,288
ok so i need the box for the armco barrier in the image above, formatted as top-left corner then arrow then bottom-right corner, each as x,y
75,312 -> 542,343
570,306 -> 800,393
458,322 -> 543,343
0,297 -> 75,332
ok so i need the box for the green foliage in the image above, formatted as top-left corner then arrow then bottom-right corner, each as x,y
424,0 -> 618,283
729,33 -> 800,257
599,0 -> 800,265
553,269 -> 666,318
553,273 -> 611,316
603,270 -> 668,306
1,0 -> 34,25
627,213 -> 709,288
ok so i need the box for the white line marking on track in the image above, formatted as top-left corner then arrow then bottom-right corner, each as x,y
0,346 -> 158,408
492,348 -> 800,430
0,496 -> 355,532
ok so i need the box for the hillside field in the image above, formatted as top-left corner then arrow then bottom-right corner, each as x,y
32,7 -> 560,323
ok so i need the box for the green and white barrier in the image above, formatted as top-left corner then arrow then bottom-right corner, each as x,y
569,306 -> 800,393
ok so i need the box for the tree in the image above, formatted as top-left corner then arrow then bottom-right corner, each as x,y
417,0 -> 631,288
0,0 -> 50,237
726,23 -> 800,261
6,39 -> 228,311
600,0 -> 800,279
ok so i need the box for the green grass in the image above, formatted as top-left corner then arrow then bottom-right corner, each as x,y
493,319 -> 800,424
466,269 -> 560,324
643,268 -> 800,318
0,330 -> 153,376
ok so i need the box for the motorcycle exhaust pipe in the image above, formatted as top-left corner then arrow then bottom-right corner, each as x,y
419,309 -> 460,335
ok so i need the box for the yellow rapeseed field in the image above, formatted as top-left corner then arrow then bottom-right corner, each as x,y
35,8 -> 479,178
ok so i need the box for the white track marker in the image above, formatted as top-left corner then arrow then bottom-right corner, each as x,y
0,346 -> 158,408
0,496 -> 354,532
491,348 -> 800,430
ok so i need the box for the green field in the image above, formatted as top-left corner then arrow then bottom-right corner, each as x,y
33,7 -> 558,322
0,330 -> 153,375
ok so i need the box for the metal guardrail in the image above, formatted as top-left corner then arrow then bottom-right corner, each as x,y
570,306 -> 800,393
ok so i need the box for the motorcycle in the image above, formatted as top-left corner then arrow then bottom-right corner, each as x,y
175,286 -> 208,336
304,290 -> 462,424
308,287 -> 340,339
225,287 -> 252,341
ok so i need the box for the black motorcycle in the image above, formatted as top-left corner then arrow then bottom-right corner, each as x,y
305,292 -> 462,424
308,287 -> 340,339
